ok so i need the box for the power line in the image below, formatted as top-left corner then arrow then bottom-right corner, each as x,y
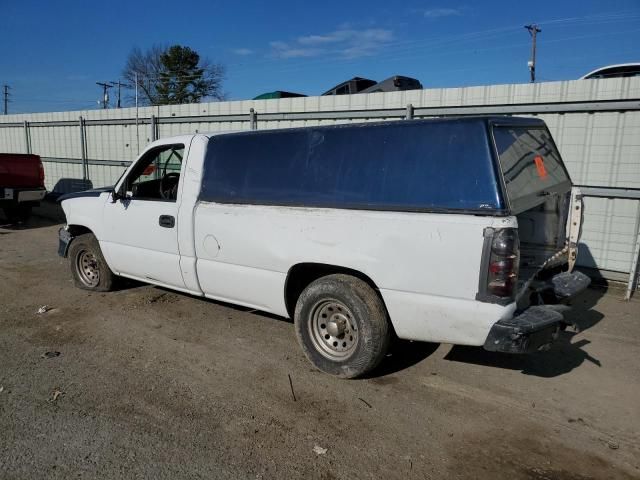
131,25 -> 640,84
121,11 -> 640,87
224,26 -> 639,85
534,10 -> 640,26
129,71 -> 220,80
226,10 -> 640,73
224,15 -> 640,78
12,98 -> 98,104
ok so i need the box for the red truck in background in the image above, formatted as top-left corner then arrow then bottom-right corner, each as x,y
0,153 -> 46,223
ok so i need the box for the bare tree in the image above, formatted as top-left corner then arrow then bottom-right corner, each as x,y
122,45 -> 165,106
122,45 -> 226,106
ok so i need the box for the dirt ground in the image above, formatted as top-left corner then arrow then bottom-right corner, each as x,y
1,202 -> 639,480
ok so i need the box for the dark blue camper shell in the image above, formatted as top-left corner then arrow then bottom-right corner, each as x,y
199,116 -> 572,216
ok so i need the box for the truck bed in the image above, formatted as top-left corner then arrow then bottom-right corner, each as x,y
0,154 -> 44,188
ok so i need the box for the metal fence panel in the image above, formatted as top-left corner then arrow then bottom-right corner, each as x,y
0,126 -> 25,153
579,197 -> 640,274
42,160 -> 85,192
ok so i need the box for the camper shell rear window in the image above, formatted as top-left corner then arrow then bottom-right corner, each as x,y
199,119 -> 507,214
492,125 -> 571,214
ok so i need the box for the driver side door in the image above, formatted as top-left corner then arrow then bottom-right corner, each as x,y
101,142 -> 188,290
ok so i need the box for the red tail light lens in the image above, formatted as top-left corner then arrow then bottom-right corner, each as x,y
488,276 -> 516,297
484,228 -> 520,300
38,160 -> 45,187
489,258 -> 515,274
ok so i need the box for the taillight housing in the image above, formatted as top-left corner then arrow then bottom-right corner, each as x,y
38,160 -> 45,188
477,227 -> 520,304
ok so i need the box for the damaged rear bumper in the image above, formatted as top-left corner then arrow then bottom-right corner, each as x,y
483,306 -> 563,353
483,270 -> 590,353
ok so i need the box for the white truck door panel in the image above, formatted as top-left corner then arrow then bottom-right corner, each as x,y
102,199 -> 185,288
100,141 -> 190,290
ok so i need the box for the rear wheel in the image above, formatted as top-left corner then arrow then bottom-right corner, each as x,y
68,233 -> 115,291
294,274 -> 390,378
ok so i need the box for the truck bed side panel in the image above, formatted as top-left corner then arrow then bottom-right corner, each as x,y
194,202 -> 516,344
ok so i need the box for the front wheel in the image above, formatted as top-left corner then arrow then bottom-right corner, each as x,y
68,233 -> 115,291
294,274 -> 391,378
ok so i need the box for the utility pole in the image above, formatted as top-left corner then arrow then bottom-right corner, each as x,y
109,80 -> 124,108
524,24 -> 542,83
96,81 -> 113,109
135,72 -> 140,153
2,85 -> 9,115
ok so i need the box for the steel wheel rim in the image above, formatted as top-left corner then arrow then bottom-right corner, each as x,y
76,250 -> 100,287
308,299 -> 359,360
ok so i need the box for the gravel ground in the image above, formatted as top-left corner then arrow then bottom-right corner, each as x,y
1,202 -> 639,479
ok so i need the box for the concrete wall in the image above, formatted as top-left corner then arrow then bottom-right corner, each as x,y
1,78 -> 639,282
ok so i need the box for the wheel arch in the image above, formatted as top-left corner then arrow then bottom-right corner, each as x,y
284,262 -> 388,320
67,224 -> 94,237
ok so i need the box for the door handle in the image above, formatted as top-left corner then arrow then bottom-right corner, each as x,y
159,215 -> 175,228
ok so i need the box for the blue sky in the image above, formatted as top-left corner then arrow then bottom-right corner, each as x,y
1,0 -> 639,113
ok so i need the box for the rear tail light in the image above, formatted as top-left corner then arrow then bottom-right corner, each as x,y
38,159 -> 45,187
478,228 -> 520,303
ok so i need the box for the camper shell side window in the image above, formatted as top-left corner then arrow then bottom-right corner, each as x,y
199,119 -> 508,214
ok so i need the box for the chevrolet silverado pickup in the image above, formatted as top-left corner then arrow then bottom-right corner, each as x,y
57,117 -> 590,378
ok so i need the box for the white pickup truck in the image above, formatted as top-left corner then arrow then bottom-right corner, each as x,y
58,117 -> 590,378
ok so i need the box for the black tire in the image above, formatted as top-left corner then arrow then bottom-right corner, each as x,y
16,205 -> 32,222
3,205 -> 31,223
294,274 -> 390,379
68,233 -> 115,292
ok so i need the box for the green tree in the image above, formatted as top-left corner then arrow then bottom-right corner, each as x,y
123,45 -> 225,106
156,46 -> 224,104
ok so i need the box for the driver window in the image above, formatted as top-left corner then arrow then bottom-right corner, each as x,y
123,144 -> 184,202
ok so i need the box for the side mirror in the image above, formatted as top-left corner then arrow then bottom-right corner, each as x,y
110,188 -> 131,203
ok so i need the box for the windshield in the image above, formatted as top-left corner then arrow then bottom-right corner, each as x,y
493,126 -> 570,212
